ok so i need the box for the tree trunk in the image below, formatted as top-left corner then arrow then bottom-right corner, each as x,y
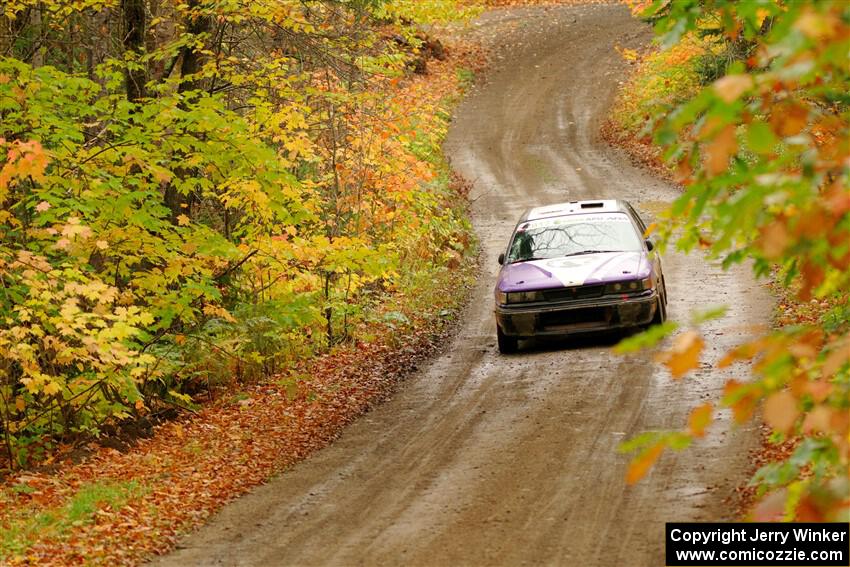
122,0 -> 146,101
162,0 -> 211,222
177,0 -> 210,93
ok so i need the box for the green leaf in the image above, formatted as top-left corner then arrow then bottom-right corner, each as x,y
614,321 -> 678,354
746,121 -> 778,155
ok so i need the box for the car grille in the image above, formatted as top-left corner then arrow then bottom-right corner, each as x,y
542,284 -> 605,302
539,307 -> 610,328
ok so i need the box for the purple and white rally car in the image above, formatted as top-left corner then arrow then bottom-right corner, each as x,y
494,199 -> 667,353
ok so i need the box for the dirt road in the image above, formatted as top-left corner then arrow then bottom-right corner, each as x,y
156,4 -> 771,566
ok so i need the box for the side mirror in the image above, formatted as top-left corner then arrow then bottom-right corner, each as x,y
498,253 -> 505,265
645,239 -> 654,252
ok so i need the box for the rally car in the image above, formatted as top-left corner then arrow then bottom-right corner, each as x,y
494,199 -> 667,353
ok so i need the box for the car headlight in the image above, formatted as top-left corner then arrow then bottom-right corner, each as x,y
605,277 -> 654,295
496,290 -> 544,305
506,291 -> 544,304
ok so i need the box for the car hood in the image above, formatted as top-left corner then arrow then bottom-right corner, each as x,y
497,252 -> 650,292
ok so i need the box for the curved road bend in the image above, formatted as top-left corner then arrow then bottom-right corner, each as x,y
156,4 -> 771,566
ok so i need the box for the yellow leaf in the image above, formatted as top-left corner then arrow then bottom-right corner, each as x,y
621,48 -> 639,61
688,402 -> 713,438
626,443 -> 664,485
96,240 -> 109,250
42,380 -> 62,396
15,396 -> 25,412
794,10 -> 838,40
763,390 -> 798,435
177,214 -> 191,226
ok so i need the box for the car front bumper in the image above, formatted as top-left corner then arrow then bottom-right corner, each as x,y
495,291 -> 658,337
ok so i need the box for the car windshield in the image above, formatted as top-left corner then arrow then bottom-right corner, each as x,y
507,212 -> 642,263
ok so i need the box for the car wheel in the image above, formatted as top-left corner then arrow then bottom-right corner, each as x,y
651,295 -> 667,325
497,326 -> 518,354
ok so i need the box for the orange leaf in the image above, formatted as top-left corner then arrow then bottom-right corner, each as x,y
798,260 -> 824,301
718,340 -> 767,368
626,443 -> 664,485
752,490 -> 786,522
704,124 -> 737,175
657,330 -> 704,379
713,74 -> 753,104
821,338 -> 850,379
770,101 -> 808,137
758,220 -> 790,260
763,390 -> 799,435
724,379 -> 758,424
806,380 -> 833,403
801,406 -> 832,434
674,158 -> 693,184
688,403 -> 713,438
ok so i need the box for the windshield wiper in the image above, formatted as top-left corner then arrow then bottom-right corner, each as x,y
509,257 -> 546,264
562,250 -> 622,257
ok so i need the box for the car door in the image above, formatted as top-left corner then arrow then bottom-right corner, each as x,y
627,203 -> 666,301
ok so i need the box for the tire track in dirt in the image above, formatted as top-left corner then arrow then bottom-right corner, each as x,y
155,4 -> 771,566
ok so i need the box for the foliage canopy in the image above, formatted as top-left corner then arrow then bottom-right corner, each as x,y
0,0 -> 475,469
622,0 -> 849,521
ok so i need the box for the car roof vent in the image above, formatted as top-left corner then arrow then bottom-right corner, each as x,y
580,202 -> 604,208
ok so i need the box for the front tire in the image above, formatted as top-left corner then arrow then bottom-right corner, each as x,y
651,295 -> 667,325
497,326 -> 518,354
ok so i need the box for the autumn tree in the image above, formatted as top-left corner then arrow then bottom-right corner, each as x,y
620,0 -> 849,521
0,0 -> 477,468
